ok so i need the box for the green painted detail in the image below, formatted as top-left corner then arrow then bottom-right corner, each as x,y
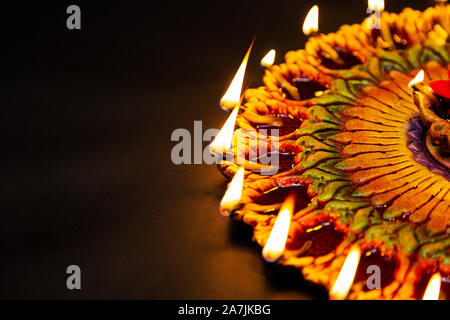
336,69 -> 374,81
350,207 -> 373,232
347,79 -> 372,96
296,136 -> 337,152
419,238 -> 450,264
427,45 -> 450,63
308,105 -> 341,124
398,225 -> 419,254
420,47 -> 445,65
317,181 -> 351,203
415,225 -> 448,245
334,186 -> 353,200
404,46 -> 422,69
381,61 -> 406,73
324,201 -> 369,215
334,79 -> 356,100
312,93 -> 353,105
325,104 -> 348,114
351,187 -> 369,197
322,137 -> 340,147
298,151 -> 339,170
316,160 -> 346,176
365,223 -> 405,249
297,121 -> 339,135
367,57 -> 382,78
334,159 -> 349,170
382,207 -> 402,219
368,209 -> 383,224
379,51 -> 410,70
313,130 -> 340,141
301,168 -> 345,185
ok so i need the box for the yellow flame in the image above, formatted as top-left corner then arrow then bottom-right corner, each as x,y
302,5 -> 319,36
422,273 -> 441,300
261,49 -> 276,68
210,106 -> 239,154
368,0 -> 385,11
262,195 -> 295,263
220,42 -> 253,110
220,167 -> 244,216
329,246 -> 361,300
408,70 -> 425,88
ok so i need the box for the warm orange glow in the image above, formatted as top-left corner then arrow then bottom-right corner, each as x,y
210,106 -> 239,154
408,70 -> 425,88
302,5 -> 319,36
261,49 -> 276,68
262,195 -> 295,263
220,42 -> 253,110
368,0 -> 385,11
329,246 -> 361,300
220,167 -> 244,216
422,273 -> 441,300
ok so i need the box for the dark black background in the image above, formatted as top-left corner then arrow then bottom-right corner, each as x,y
1,0 -> 431,299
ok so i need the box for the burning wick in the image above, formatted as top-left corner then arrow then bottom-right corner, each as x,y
329,246 -> 361,300
261,49 -> 276,68
408,70 -> 425,90
220,167 -> 245,216
209,106 -> 239,155
302,5 -> 319,37
422,273 -> 442,300
220,42 -> 253,111
262,195 -> 295,263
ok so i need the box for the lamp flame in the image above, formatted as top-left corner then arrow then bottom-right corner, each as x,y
408,70 -> 425,88
422,273 -> 441,300
220,167 -> 245,216
220,42 -> 253,110
329,246 -> 361,300
262,195 -> 295,263
261,49 -> 276,68
302,5 -> 319,36
210,106 -> 239,154
368,0 -> 385,11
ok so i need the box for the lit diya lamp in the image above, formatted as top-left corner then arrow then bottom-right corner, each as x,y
214,4 -> 450,300
411,69 -> 450,169
263,5 -> 329,101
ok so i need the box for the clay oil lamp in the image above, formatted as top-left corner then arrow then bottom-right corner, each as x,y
213,4 -> 450,300
263,5 -> 331,102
